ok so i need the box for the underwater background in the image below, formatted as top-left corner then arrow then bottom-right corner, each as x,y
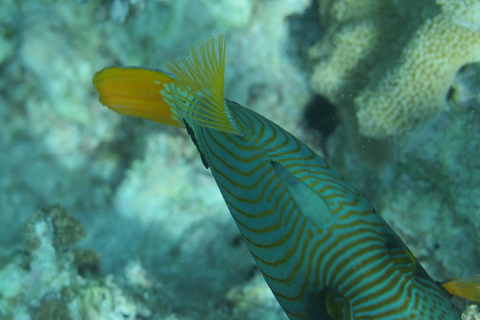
0,0 -> 479,319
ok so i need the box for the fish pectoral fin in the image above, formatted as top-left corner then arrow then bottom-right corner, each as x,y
443,274 -> 480,302
271,161 -> 333,228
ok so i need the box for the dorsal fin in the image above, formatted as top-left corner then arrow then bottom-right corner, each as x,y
164,36 -> 242,135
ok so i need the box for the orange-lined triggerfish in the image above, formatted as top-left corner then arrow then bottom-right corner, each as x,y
93,35 -> 479,320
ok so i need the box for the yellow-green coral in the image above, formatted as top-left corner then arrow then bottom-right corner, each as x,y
355,0 -> 480,137
311,0 -> 480,138
318,0 -> 385,24
310,20 -> 379,105
310,0 -> 430,121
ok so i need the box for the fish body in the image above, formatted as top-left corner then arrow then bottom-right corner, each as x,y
184,99 -> 458,320
92,36 -> 469,319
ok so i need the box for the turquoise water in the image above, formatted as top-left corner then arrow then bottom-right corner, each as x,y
0,1 -> 479,319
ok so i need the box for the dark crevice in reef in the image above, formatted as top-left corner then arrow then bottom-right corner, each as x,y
304,94 -> 339,139
286,0 -> 324,68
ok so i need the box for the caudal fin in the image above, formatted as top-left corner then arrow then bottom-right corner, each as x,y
93,36 -> 242,134
93,66 -> 183,127
443,275 -> 480,302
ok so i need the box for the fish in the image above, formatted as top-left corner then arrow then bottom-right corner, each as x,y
93,35 -> 480,319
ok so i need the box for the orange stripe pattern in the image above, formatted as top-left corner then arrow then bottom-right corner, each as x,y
188,100 -> 458,320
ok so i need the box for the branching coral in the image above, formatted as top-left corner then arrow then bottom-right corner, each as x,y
311,0 -> 480,138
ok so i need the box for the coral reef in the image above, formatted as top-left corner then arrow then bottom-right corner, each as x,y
0,205 -> 146,320
73,248 -> 101,277
447,63 -> 480,107
24,205 -> 86,251
311,1 -> 480,313
0,0 -> 310,319
1,0 -> 478,318
356,0 -> 480,137
463,305 -> 480,320
35,300 -> 70,320
225,273 -> 288,320
311,0 -> 480,138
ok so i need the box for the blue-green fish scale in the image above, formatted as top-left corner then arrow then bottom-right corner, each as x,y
186,101 -> 458,320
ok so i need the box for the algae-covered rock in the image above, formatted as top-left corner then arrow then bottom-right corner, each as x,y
35,300 -> 70,320
24,205 -> 86,252
79,276 -> 139,320
1,205 -> 151,320
73,248 -> 101,277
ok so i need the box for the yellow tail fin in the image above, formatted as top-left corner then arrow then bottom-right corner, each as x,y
93,36 -> 241,134
443,275 -> 480,302
92,66 -> 183,127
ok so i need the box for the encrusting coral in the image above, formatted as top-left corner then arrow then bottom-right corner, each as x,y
311,0 -> 480,138
0,205 -> 145,319
355,0 -> 480,137
24,205 -> 86,251
462,304 -> 480,320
